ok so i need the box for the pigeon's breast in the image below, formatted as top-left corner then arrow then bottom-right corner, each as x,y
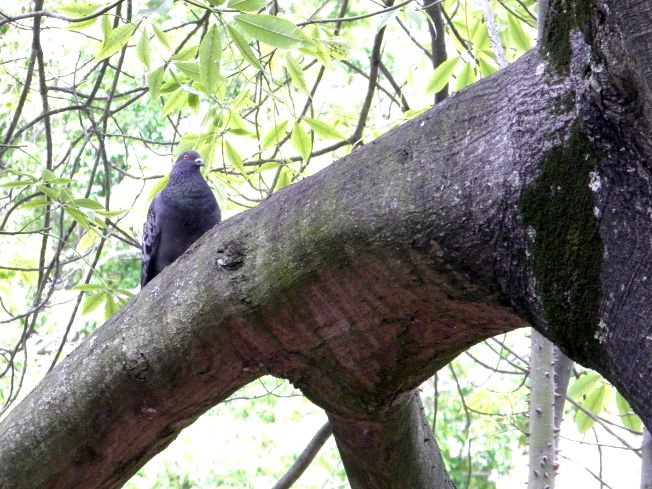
154,187 -> 220,274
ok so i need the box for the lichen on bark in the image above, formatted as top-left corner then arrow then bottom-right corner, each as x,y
519,122 -> 602,364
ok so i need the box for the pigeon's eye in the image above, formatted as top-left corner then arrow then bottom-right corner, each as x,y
183,154 -> 189,160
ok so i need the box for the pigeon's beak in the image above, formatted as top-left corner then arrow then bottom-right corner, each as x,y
194,158 -> 204,167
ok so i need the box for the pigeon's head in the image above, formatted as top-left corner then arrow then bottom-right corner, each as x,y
174,150 -> 204,171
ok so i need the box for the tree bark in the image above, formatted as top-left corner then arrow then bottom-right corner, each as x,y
329,393 -> 455,489
528,330 -> 556,489
0,1 -> 651,488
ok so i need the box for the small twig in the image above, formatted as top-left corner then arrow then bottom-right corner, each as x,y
0,0 -> 125,29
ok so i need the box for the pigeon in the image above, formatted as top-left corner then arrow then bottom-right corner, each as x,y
141,150 -> 221,287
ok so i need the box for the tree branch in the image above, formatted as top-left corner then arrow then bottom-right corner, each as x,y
271,421 -> 333,489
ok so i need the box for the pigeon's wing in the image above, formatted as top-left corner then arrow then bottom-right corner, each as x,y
141,197 -> 161,287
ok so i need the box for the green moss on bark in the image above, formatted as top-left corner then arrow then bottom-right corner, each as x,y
541,0 -> 595,75
519,123 -> 602,364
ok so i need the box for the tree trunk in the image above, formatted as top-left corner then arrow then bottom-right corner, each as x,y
528,330 -> 556,489
0,1 -> 651,488
642,430 -> 652,489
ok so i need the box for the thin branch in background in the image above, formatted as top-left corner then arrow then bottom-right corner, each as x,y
558,452 -> 615,489
431,372 -> 439,433
424,2 -> 448,103
351,0 -> 396,145
479,0 -> 508,69
271,421 -> 333,489
449,363 -> 473,489
496,0 -> 536,27
396,17 -> 432,59
0,0 -> 126,29
565,396 -> 642,447
297,0 -> 416,26
378,61 -> 410,112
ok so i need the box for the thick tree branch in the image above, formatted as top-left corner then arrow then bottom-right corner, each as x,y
0,49 -> 563,488
329,393 -> 454,489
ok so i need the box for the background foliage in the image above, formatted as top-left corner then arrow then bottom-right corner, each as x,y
0,0 -> 642,487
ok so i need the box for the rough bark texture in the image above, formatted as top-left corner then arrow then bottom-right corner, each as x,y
0,1 -> 651,488
329,393 -> 454,489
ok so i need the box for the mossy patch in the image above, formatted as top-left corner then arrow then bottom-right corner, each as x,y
519,123 -> 602,364
541,0 -> 595,75
552,91 -> 576,115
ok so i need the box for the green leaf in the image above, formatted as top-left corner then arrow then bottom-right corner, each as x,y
227,109 -> 249,134
426,57 -> 459,94
253,161 -> 282,173
175,62 -> 201,83
188,93 -> 200,112
72,283 -> 105,292
233,89 -> 253,109
40,169 -> 56,180
376,9 -> 399,31
199,25 -> 222,93
66,17 -> 97,31
234,14 -> 302,49
178,133 -> 202,155
160,78 -> 180,94
76,231 -> 98,254
261,119 -> 289,150
149,66 -> 164,100
92,216 -> 107,229
19,198 -> 50,210
104,295 -> 120,320
568,372 -> 600,399
147,175 -> 169,202
82,292 -> 106,315
42,177 -> 76,185
96,23 -> 137,61
276,166 -> 292,190
162,87 -> 189,116
224,140 -> 247,178
228,0 -> 267,11
95,208 -> 130,217
323,38 -> 350,62
69,198 -> 104,210
100,14 -> 111,37
3,168 -> 35,179
136,28 -> 152,71
575,384 -> 607,433
227,25 -> 263,71
171,45 -> 198,61
303,116 -> 345,141
64,206 -> 90,229
286,54 -> 308,94
152,23 -> 172,51
58,1 -> 100,17
291,122 -> 311,161
470,18 -> 490,52
507,14 -> 531,52
36,185 -> 60,201
454,62 -> 477,91
478,51 -> 498,77
114,288 -> 135,298
615,391 -> 642,432
0,180 -> 34,188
